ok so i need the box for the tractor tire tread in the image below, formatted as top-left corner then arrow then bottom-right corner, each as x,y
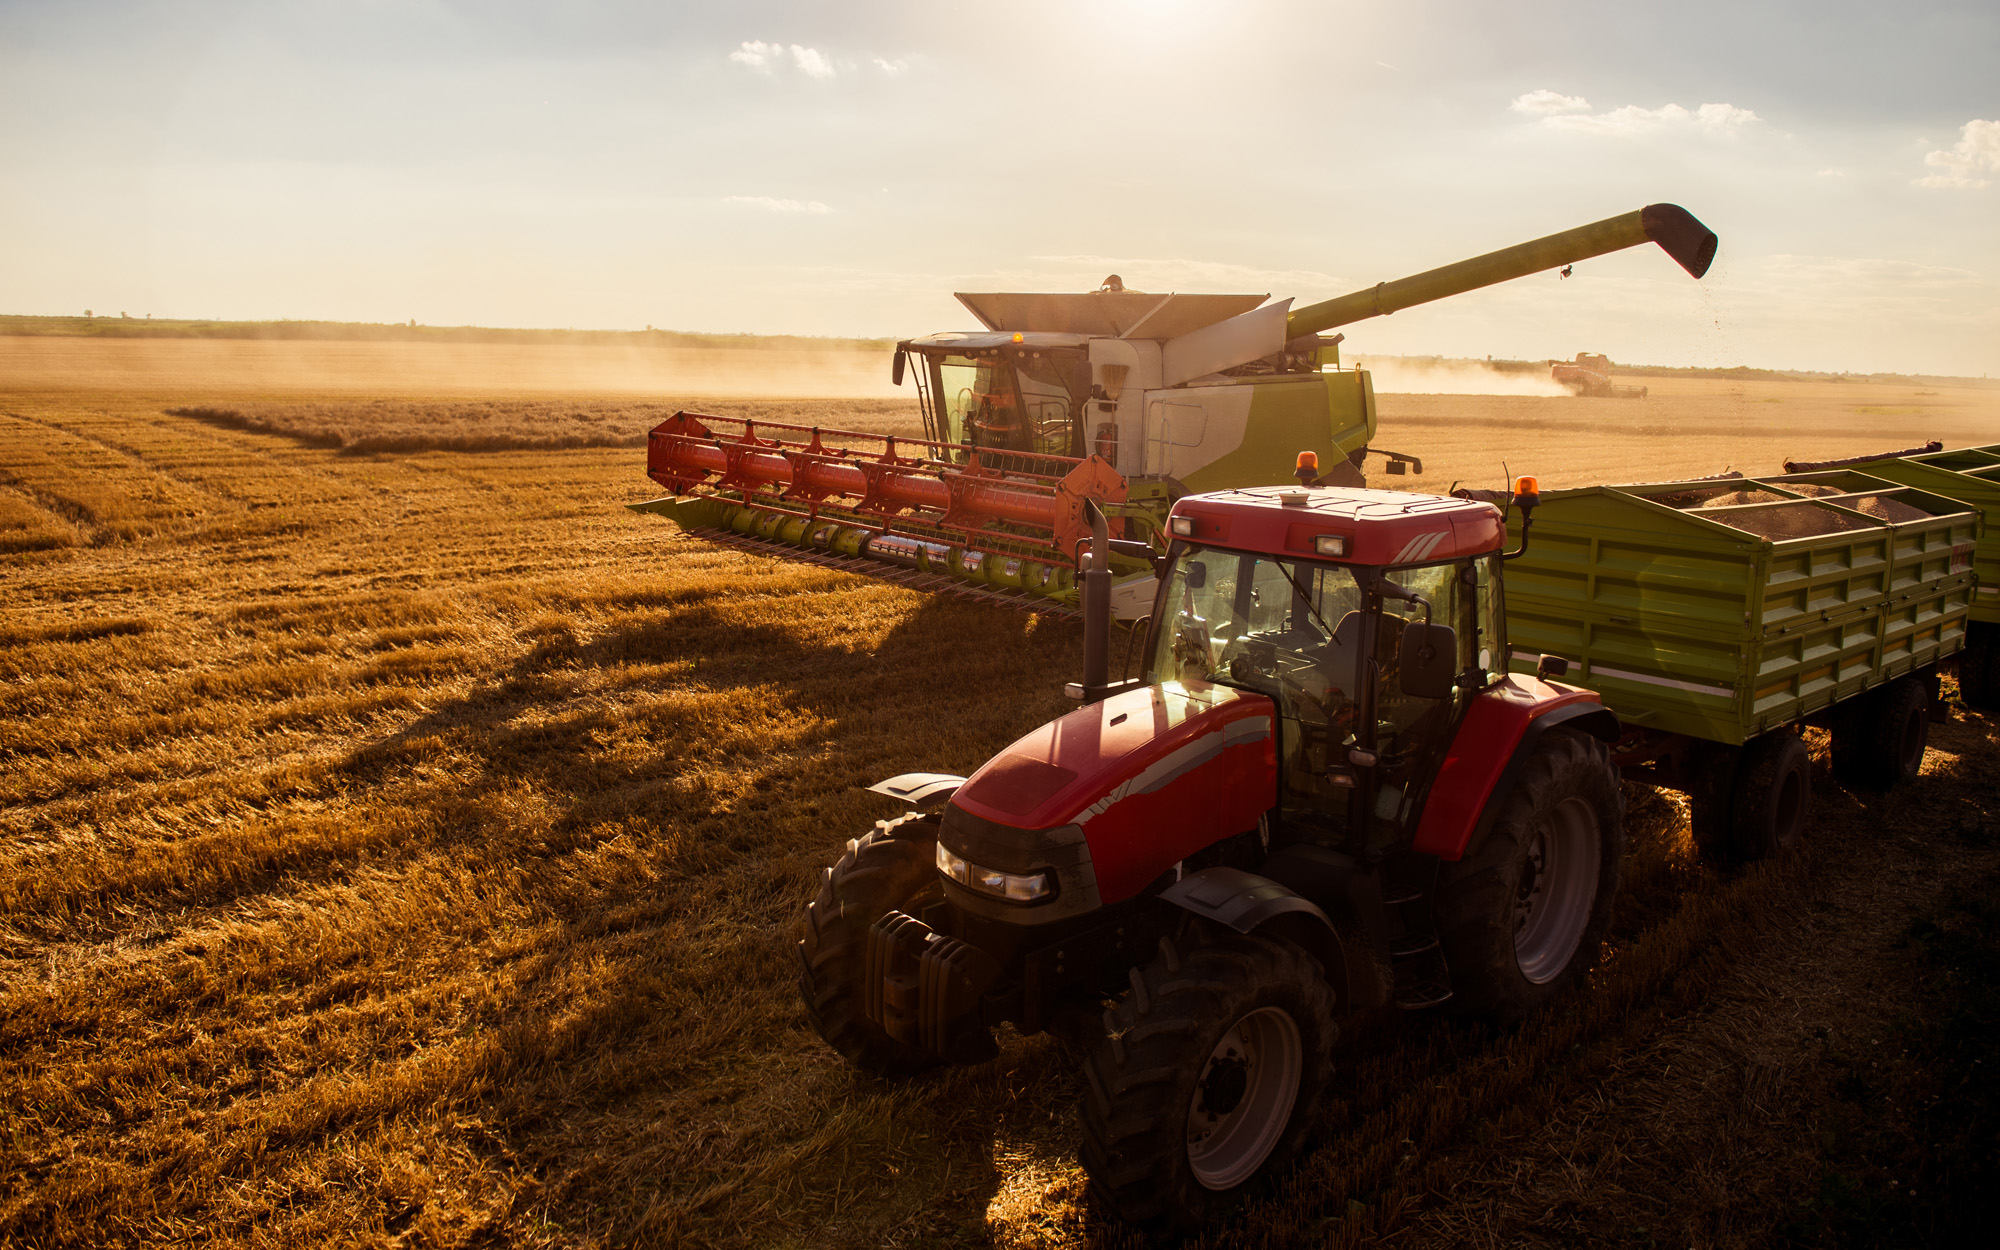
1078,931 -> 1336,1231
797,817 -> 944,1075
1434,730 -> 1623,1024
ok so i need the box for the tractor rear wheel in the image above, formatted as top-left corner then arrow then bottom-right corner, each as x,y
1831,677 -> 1929,791
1079,930 -> 1336,1231
797,813 -> 944,1074
1435,730 -> 1624,1022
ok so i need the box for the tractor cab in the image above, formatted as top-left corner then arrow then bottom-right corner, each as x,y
1147,485 -> 1506,851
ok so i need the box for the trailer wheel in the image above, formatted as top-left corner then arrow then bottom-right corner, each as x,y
1079,931 -> 1336,1231
1959,626 -> 1999,709
1727,731 -> 1813,862
1435,730 -> 1623,1022
1831,678 -> 1930,792
797,815 -> 944,1074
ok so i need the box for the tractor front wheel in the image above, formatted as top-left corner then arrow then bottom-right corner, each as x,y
1079,930 -> 1337,1230
1435,730 -> 1624,1022
797,814 -> 944,1074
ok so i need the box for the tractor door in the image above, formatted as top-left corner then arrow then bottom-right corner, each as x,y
1366,560 -> 1483,840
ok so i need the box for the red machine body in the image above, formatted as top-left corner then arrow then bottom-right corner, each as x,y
1170,485 -> 1505,565
645,410 -> 1128,562
1411,675 -> 1607,859
951,681 -> 1279,904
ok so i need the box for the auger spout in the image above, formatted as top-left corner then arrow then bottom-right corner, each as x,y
1285,204 -> 1717,340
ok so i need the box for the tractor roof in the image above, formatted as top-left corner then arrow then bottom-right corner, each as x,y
1171,485 -> 1506,567
954,290 -> 1269,339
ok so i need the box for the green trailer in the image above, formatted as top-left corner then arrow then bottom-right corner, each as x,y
1483,469 -> 1980,857
1820,442 -> 2000,704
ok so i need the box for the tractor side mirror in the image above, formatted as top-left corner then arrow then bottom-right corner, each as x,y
1399,621 -> 1459,700
1183,561 -> 1207,590
891,348 -> 907,387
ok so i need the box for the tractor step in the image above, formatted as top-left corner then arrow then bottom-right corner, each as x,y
1390,935 -> 1439,959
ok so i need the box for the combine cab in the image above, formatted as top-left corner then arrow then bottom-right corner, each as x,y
634,205 -> 1716,616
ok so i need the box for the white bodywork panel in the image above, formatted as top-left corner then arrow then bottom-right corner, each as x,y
1111,573 -> 1160,621
1144,385 -> 1252,480
958,290 -> 1266,338
1159,299 -> 1293,389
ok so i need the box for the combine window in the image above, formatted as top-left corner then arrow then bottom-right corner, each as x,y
925,349 -> 1086,463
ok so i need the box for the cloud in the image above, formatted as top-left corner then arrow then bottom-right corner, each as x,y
1520,95 -> 1761,136
1817,167 -> 1847,177
1917,119 -> 1999,189
723,196 -> 833,214
1511,89 -> 1590,116
790,46 -> 835,79
872,57 -> 909,76
727,40 -> 836,79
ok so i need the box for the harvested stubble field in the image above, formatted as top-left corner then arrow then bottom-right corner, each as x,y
2,341 -> 1998,1249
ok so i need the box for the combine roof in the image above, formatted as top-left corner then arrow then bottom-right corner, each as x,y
953,290 -> 1269,340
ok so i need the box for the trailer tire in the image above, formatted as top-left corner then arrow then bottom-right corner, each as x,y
1832,677 -> 1930,792
1079,930 -> 1336,1231
1434,730 -> 1623,1023
1727,731 -> 1813,863
797,815 -> 945,1074
1960,626 -> 2000,709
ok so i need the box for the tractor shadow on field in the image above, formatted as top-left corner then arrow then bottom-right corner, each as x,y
307,594 -> 1089,1243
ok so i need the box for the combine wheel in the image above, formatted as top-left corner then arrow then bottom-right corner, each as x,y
1435,731 -> 1623,1022
797,813 -> 945,1074
1727,731 -> 1813,862
1079,931 -> 1336,1230
1831,678 -> 1930,792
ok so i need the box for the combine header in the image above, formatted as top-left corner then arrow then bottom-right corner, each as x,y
633,204 -> 1718,616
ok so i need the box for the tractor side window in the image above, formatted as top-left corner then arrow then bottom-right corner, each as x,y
1476,554 -> 1505,680
1371,560 -> 1476,824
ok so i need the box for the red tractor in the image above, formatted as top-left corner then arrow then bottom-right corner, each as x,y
798,466 -> 1624,1228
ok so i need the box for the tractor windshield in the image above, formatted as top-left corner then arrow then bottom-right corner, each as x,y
1151,546 -> 1481,847
1151,548 -> 1368,728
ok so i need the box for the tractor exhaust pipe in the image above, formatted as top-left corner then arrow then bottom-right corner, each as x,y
1079,498 -> 1112,701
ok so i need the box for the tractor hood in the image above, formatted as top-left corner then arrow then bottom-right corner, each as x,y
948,680 -> 1277,905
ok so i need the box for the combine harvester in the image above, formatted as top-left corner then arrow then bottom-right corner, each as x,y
632,204 -> 1718,617
798,450 -> 1983,1228
1551,350 -> 1649,398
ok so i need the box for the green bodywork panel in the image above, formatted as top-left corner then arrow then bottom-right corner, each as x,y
1834,443 -> 2000,625
1500,471 -> 1980,744
1179,370 -> 1376,494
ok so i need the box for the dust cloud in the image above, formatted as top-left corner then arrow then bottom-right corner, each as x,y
0,337 -> 908,399
1352,356 -> 1570,397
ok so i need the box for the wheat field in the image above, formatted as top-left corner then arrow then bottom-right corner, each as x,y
2,345 -> 1997,1248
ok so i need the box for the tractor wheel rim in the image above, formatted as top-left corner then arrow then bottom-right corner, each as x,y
1512,796 -> 1601,985
1186,1006 -> 1303,1191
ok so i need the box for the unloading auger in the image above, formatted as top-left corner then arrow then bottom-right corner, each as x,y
630,204 -> 1717,618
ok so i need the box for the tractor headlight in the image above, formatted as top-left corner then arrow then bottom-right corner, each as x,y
1169,516 -> 1194,538
936,842 -> 1053,903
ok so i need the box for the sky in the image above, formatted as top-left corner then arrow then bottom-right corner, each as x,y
1,0 -> 1995,375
